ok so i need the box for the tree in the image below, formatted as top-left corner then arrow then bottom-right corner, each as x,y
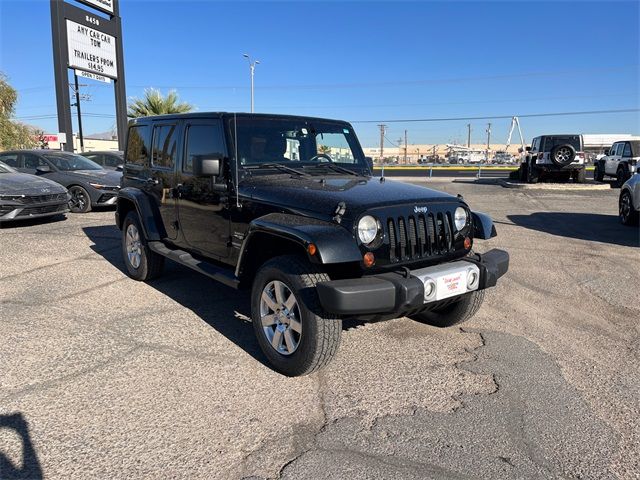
0,73 -> 38,150
127,88 -> 192,118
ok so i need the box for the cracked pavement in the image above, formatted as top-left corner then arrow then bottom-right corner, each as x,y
1,179 -> 638,479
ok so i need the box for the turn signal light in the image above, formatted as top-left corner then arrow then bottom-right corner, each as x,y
464,237 -> 472,249
307,243 -> 317,256
363,252 -> 375,268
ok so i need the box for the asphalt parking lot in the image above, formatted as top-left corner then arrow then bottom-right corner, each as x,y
1,178 -> 639,479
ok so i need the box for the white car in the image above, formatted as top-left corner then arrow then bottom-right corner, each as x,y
594,140 -> 639,187
619,172 -> 640,226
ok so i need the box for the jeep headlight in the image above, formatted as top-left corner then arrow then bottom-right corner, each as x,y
454,207 -> 468,231
357,215 -> 380,245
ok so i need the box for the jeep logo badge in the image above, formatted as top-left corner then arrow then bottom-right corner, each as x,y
414,206 -> 428,214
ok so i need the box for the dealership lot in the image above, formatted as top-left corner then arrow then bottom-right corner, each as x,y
1,179 -> 638,479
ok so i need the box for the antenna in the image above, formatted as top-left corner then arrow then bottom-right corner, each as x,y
234,112 -> 240,208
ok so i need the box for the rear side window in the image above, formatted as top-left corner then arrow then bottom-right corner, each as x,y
151,124 -> 178,169
126,125 -> 151,166
543,136 -> 581,152
183,123 -> 226,172
0,153 -> 19,167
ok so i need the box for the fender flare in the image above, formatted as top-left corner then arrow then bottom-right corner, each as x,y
235,213 -> 362,277
115,188 -> 165,241
471,211 -> 497,239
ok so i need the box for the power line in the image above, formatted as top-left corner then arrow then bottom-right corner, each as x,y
351,108 -> 640,124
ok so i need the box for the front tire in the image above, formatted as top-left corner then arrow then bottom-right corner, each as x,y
251,255 -> 341,376
410,290 -> 485,328
68,185 -> 92,213
615,165 -> 630,188
122,211 -> 164,281
619,190 -> 639,226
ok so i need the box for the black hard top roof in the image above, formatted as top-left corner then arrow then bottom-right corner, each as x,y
129,112 -> 352,125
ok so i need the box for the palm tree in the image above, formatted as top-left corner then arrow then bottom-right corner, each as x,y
127,88 -> 192,118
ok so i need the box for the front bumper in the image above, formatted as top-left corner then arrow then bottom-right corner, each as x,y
0,201 -> 70,222
316,249 -> 509,317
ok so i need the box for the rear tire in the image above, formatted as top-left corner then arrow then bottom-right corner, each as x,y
526,160 -> 539,183
594,163 -> 604,182
122,211 -> 164,281
410,290 -> 485,328
251,255 -> 342,376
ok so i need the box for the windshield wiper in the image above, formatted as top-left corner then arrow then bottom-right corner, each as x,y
306,163 -> 361,176
244,163 -> 310,176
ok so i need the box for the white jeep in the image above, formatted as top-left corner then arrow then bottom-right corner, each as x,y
594,140 -> 639,187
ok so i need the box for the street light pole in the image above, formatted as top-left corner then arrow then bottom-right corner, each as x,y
243,53 -> 260,113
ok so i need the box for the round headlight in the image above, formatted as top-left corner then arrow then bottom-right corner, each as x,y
454,207 -> 468,231
357,215 -> 379,245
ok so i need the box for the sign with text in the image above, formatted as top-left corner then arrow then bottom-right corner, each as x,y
77,0 -> 114,14
76,69 -> 112,83
66,19 -> 117,78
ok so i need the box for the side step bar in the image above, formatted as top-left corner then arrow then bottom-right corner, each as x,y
148,241 -> 240,289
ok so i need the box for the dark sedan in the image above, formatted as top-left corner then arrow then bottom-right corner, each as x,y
0,161 -> 70,223
0,150 -> 122,213
82,150 -> 124,171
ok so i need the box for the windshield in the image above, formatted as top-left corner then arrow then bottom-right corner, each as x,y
230,117 -> 366,169
44,153 -> 103,171
0,161 -> 16,173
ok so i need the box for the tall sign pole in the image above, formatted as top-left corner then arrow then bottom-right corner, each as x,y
50,0 -> 127,152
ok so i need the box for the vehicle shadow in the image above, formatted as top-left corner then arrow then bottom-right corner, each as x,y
82,224 -> 271,367
507,212 -> 639,247
0,214 -> 67,229
0,413 -> 43,480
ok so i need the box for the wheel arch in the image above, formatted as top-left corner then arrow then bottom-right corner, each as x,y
115,188 -> 165,240
235,213 -> 363,284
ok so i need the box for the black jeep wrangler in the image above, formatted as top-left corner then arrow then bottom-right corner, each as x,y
115,113 -> 508,376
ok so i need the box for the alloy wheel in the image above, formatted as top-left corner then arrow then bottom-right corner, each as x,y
68,187 -> 88,213
125,223 -> 142,269
620,193 -> 632,222
259,280 -> 302,356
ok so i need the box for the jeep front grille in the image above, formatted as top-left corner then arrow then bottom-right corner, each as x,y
386,212 -> 455,262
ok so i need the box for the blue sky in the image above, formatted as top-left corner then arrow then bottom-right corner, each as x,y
1,0 -> 638,146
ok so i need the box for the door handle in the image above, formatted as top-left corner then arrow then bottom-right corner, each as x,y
146,178 -> 158,185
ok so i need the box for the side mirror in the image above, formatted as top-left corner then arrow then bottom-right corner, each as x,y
525,146 -> 531,152
36,165 -> 51,173
365,156 -> 373,171
193,155 -> 221,177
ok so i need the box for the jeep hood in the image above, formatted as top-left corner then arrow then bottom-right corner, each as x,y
240,175 -> 459,218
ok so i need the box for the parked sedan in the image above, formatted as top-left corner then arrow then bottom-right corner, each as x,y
619,172 -> 640,226
0,161 -> 70,223
0,150 -> 122,213
82,150 -> 124,171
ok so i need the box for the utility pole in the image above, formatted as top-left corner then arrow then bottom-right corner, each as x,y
70,75 -> 89,152
378,124 -> 386,163
467,123 -> 471,148
243,54 -> 260,113
404,130 -> 408,164
486,122 -> 492,161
